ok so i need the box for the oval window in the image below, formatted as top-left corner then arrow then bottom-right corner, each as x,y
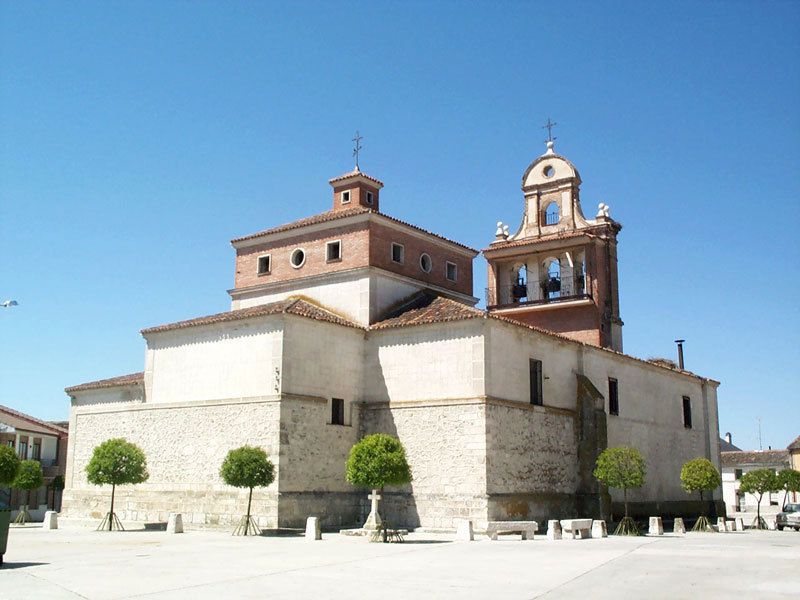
290,248 -> 306,268
543,165 -> 555,178
419,253 -> 432,273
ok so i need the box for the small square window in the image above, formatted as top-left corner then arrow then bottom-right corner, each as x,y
608,378 -> 619,415
331,398 -> 345,426
366,191 -> 374,205
341,190 -> 351,204
446,261 -> 457,282
257,255 -> 271,275
391,243 -> 404,264
326,240 -> 342,262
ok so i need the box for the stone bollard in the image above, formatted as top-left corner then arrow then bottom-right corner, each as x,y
673,517 -> 686,534
43,511 -> 58,530
167,513 -> 184,534
648,517 -> 664,536
305,516 -> 322,541
455,519 -> 474,541
716,517 -> 727,532
735,517 -> 744,531
726,520 -> 735,532
546,520 -> 562,541
591,520 -> 607,538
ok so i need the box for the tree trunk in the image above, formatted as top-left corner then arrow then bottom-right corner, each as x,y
699,490 -> 704,516
109,484 -> 116,531
756,492 -> 762,529
623,488 -> 628,519
245,487 -> 253,536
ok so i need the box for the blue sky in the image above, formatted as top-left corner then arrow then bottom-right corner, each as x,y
1,1 -> 798,450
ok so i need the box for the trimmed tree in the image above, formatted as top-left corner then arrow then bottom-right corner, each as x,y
49,474 -> 65,510
593,446 -> 646,535
346,434 -> 412,541
12,460 -> 43,524
220,446 -> 275,536
0,445 -> 20,488
778,469 -> 800,509
739,468 -> 780,529
85,438 -> 149,531
680,458 -> 721,532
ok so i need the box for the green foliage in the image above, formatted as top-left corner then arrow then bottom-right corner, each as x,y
346,434 -> 413,489
85,438 -> 149,487
50,474 -> 65,491
0,444 -> 21,486
778,469 -> 800,494
739,469 -> 780,495
680,458 -> 721,494
593,447 -> 646,492
13,460 -> 43,491
220,446 -> 275,490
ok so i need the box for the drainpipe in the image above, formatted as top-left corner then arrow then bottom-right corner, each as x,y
674,339 -> 685,370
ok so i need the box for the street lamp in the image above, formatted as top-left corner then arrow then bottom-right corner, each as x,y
1,300 -> 18,308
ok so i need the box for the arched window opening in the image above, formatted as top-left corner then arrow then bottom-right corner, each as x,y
512,265 -> 528,303
542,259 -> 561,299
544,202 -> 560,225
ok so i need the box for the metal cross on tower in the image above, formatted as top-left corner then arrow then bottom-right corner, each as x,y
352,130 -> 363,170
542,118 -> 557,142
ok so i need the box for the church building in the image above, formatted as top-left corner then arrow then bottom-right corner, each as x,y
62,139 -> 723,530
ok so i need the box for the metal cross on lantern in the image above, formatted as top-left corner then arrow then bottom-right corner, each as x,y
352,130 -> 363,170
542,117 -> 557,143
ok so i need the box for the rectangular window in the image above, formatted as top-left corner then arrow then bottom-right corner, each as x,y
734,469 -> 743,480
446,261 -> 458,282
331,398 -> 345,426
341,190 -> 351,204
529,359 -> 543,406
608,378 -> 619,415
326,240 -> 342,262
18,440 -> 28,459
391,242 -> 405,264
31,441 -> 41,461
682,396 -> 692,429
257,255 -> 271,275
366,191 -> 374,205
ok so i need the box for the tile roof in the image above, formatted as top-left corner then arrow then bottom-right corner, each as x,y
482,229 -> 598,253
231,206 -> 371,243
328,168 -> 384,187
721,449 -> 790,468
231,207 -> 478,253
0,404 -> 69,435
788,435 -> 800,451
65,372 -> 144,394
140,297 -> 363,335
371,293 -> 485,329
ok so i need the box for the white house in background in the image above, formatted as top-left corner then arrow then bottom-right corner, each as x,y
62,140 -> 723,530
721,433 -> 797,519
0,404 -> 69,517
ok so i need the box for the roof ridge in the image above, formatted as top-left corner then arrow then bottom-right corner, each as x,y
0,404 -> 69,434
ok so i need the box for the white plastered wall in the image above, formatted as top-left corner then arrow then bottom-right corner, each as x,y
144,318 -> 283,404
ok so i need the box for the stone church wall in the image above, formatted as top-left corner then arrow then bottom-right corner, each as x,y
361,401 -> 489,530
63,397 -> 282,528
484,400 -> 578,523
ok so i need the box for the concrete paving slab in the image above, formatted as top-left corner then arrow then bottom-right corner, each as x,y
0,525 -> 798,599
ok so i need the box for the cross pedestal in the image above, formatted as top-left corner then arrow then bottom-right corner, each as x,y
362,489 -> 382,531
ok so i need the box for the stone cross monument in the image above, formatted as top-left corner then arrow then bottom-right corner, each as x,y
363,489 -> 382,531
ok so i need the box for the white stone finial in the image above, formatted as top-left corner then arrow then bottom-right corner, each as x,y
495,221 -> 505,238
596,203 -> 605,218
603,204 -> 611,217
544,140 -> 555,156
503,225 -> 509,235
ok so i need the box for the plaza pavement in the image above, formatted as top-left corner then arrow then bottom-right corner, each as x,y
1,524 -> 798,599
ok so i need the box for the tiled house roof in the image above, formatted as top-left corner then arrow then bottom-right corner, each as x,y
788,435 -> 800,451
0,404 -> 69,435
65,372 -> 144,394
720,449 -> 790,468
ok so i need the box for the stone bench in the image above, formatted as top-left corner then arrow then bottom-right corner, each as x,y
486,520 -> 538,540
560,519 -> 593,539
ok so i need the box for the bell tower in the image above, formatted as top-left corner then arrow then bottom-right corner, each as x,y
483,139 -> 623,351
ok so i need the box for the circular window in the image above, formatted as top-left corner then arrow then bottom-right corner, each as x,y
543,165 -> 555,178
290,248 -> 306,268
419,253 -> 432,273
